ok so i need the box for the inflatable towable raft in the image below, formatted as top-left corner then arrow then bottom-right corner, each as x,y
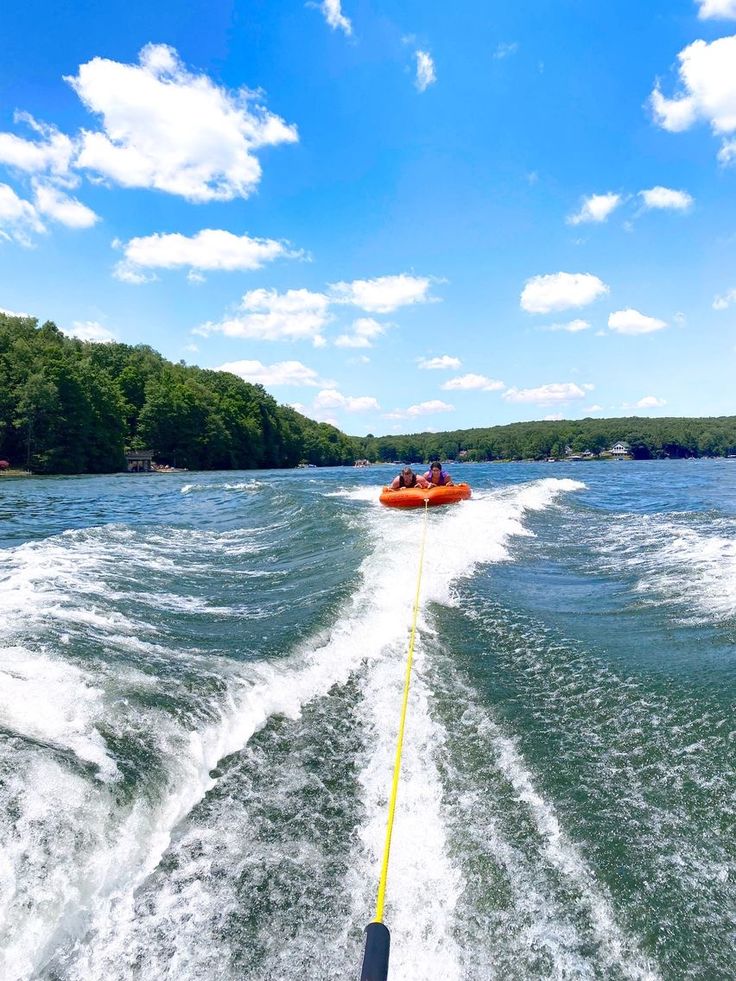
379,483 -> 472,508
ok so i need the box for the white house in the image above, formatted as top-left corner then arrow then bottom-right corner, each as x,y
609,441 -> 631,457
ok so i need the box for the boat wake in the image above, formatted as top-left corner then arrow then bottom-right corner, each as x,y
4,476 -> 670,981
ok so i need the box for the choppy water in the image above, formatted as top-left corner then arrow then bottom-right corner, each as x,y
0,462 -> 734,980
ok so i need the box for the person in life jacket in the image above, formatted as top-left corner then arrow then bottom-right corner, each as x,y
389,465 -> 429,490
423,461 -> 454,486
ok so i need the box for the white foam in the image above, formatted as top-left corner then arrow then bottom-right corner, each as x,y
324,486 -> 384,502
350,652 -> 464,980
433,667 -> 661,980
596,515 -> 736,621
490,731 -> 658,980
180,480 -> 264,494
0,477 -> 586,978
0,648 -> 118,782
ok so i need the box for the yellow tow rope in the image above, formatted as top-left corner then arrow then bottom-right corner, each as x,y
374,498 -> 430,923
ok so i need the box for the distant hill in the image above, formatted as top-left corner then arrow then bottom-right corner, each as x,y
351,416 -> 736,463
0,313 -> 354,473
3,312 -> 735,474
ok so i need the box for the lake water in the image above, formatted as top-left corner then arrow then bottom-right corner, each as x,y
1,462 -> 734,980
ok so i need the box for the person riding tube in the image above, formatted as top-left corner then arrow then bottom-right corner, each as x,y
389,466 -> 429,491
423,461 -> 454,486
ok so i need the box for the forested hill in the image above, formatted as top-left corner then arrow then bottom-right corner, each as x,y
3,314 -> 735,475
353,416 -> 736,463
0,314 -> 355,473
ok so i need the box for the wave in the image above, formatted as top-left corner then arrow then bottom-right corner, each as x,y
593,513 -> 736,622
180,480 -> 265,494
0,478 -> 585,979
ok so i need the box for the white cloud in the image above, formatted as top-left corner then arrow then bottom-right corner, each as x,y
567,192 -> 622,225
635,395 -> 667,408
608,308 -> 668,335
584,404 -> 603,412
0,306 -> 31,318
329,274 -> 433,313
520,272 -> 609,313
0,183 -> 45,245
67,44 -> 298,202
418,354 -> 461,370
0,114 -> 75,177
503,382 -> 589,405
406,399 -> 454,416
544,414 -> 564,421
317,0 -> 352,34
493,42 -> 519,60
697,0 -> 736,19
314,388 -> 380,412
196,288 -> 330,345
415,51 -> 436,92
33,181 -> 99,228
441,373 -> 504,391
218,359 -> 331,387
720,138 -> 736,164
650,36 -> 736,163
713,288 -> 736,309
114,229 -> 299,282
334,317 -> 386,348
64,320 -> 116,343
542,318 -> 591,333
639,186 -> 694,210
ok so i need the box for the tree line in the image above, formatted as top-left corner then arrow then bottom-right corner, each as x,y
2,313 -> 735,475
353,416 -> 736,464
0,314 -> 355,472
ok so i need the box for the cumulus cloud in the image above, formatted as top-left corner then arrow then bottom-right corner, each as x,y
697,0 -> 736,18
406,399 -> 454,416
418,354 -> 461,370
329,274 -> 433,313
415,51 -> 436,92
0,183 -> 46,245
0,114 -> 75,177
33,182 -> 98,228
334,317 -> 386,348
0,171 -> 97,243
114,229 -> 299,282
650,35 -> 736,164
713,288 -> 736,309
639,186 -> 694,210
608,308 -> 668,335
66,43 -> 298,202
314,388 -> 380,412
542,318 -> 591,333
567,192 -> 622,225
520,272 -> 609,314
217,359 -> 331,387
634,395 -> 667,408
503,382 -> 589,405
195,288 -> 330,345
63,320 -> 117,343
317,0 -> 352,35
441,373 -> 504,391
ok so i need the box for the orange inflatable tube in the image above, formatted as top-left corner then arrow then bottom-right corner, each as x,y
379,483 -> 472,508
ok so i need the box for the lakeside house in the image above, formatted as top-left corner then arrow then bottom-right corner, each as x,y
125,450 -> 154,472
609,441 -> 631,457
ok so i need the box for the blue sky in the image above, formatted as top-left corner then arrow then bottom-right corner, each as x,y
1,0 -> 736,435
